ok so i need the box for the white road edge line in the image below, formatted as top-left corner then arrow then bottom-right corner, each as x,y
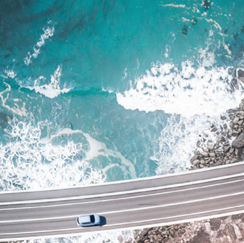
1,172 -> 244,206
106,203 -> 244,227
0,190 -> 244,224
1,203 -> 244,237
1,161 -> 244,194
1,177 -> 244,211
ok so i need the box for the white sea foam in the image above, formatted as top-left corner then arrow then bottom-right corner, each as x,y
24,230 -> 135,243
27,65 -> 71,98
0,82 -> 27,116
160,4 -> 186,8
204,18 -> 222,31
0,119 -> 136,191
116,60 -> 244,117
3,69 -> 17,79
152,114 -> 229,175
117,53 -> 244,177
24,23 -> 55,65
0,120 -> 105,191
43,128 -> 137,179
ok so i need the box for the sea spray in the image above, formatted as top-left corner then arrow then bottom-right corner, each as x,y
117,60 -> 244,117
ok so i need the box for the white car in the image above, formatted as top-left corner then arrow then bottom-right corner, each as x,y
77,214 -> 101,227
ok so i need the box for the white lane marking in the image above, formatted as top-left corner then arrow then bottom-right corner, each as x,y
2,206 -> 244,243
97,191 -> 244,215
0,189 -> 244,224
1,177 -> 244,211
106,203 -> 244,227
1,203 -> 244,237
0,161 -> 244,194
1,171 -> 244,206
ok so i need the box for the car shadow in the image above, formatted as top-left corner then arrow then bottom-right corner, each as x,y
100,216 -> 107,226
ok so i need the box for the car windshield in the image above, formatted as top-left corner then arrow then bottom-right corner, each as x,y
90,215 -> 95,223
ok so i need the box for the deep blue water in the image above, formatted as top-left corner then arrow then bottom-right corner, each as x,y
0,0 -> 244,191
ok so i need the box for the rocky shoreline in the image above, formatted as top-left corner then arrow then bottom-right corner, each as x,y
122,68 -> 244,243
121,214 -> 244,243
190,68 -> 244,170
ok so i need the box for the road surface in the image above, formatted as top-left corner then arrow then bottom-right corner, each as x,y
0,162 -> 244,241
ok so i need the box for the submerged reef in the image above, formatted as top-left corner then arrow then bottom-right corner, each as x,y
182,25 -> 188,36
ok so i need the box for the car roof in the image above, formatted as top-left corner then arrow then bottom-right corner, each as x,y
78,215 -> 91,223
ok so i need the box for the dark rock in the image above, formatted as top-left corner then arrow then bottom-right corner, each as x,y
201,151 -> 209,157
229,148 -> 235,154
190,154 -> 199,164
235,148 -> 239,156
240,101 -> 244,111
207,144 -> 214,150
224,224 -> 236,241
209,218 -> 221,230
220,115 -> 227,120
191,18 -> 197,25
227,108 -> 239,115
238,120 -> 243,125
209,152 -> 215,157
231,214 -> 243,220
68,123 -> 73,129
211,127 -> 218,132
134,230 -> 140,239
214,161 -> 222,166
0,112 -> 12,129
230,78 -> 239,92
232,132 -> 244,148
237,148 -> 244,160
194,150 -> 201,155
153,235 -> 158,241
233,117 -> 239,123
238,69 -> 244,82
140,228 -> 151,237
232,33 -> 238,40
232,130 -> 240,136
182,25 -> 187,36
189,229 -> 211,243
202,0 -> 211,10
223,146 -> 230,153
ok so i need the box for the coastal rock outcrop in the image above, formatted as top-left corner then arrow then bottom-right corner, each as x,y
189,93 -> 244,170
126,214 -> 244,243
232,132 -> 244,148
238,69 -> 244,82
130,68 -> 244,243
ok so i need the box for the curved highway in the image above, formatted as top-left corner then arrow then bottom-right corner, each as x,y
1,162 -> 244,241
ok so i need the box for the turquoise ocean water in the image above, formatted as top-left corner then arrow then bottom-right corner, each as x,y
1,0 -> 244,241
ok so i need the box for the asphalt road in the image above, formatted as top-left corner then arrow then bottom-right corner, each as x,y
1,162 -> 244,241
